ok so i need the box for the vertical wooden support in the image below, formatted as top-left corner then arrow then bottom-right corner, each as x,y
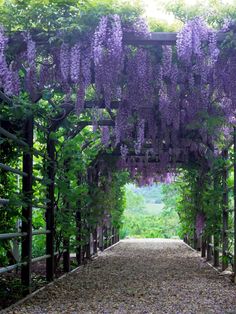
117,230 -> 120,243
21,116 -> 34,294
213,176 -> 220,267
107,225 -> 110,247
86,235 -> 91,259
63,239 -> 70,273
63,159 -> 70,273
98,226 -> 104,251
213,234 -> 220,267
86,167 -> 92,259
111,227 -> 115,245
222,149 -> 229,271
46,136 -> 55,282
93,227 -> 98,254
76,209 -> 82,265
193,229 -> 198,250
104,226 -> 108,249
201,236 -> 206,258
113,228 -> 116,243
206,235 -> 212,261
234,127 -> 236,283
76,176 -> 83,265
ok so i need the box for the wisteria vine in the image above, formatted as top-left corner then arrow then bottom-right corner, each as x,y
0,16 -> 235,185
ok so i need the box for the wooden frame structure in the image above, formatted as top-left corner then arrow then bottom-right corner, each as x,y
0,31 -> 236,300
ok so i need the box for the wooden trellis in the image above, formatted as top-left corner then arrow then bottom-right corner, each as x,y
0,31 -> 236,299
0,115 -> 119,295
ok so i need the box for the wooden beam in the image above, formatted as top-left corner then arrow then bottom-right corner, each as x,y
76,208 -> 82,265
49,103 -> 74,132
234,126 -> 236,283
84,100 -> 119,109
0,126 -> 28,147
206,235 -> 213,261
0,232 -> 27,240
222,149 -> 229,271
213,176 -> 220,268
77,120 -> 115,127
0,162 -> 28,177
124,31 -> 227,46
0,91 -> 12,105
63,159 -> 70,273
8,31 -> 229,50
201,236 -> 206,258
46,135 -> 55,281
21,116 -> 34,295
0,198 -> 9,206
66,120 -> 115,139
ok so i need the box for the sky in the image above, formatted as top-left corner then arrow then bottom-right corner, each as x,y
141,0 -> 174,22
141,0 -> 235,21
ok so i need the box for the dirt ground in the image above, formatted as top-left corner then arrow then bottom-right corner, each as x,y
3,239 -> 236,314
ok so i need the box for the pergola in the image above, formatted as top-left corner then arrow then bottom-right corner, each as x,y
0,28 -> 236,298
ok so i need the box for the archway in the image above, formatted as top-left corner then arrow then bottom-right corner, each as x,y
0,3 -> 236,310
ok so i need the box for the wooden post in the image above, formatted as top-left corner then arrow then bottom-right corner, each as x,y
63,159 -> 70,273
206,235 -> 212,261
46,136 -> 55,282
76,209 -> 82,265
21,116 -> 34,294
213,176 -> 220,267
222,149 -> 229,271
86,235 -> 91,259
193,229 -> 198,250
112,227 -> 115,245
98,225 -> 104,251
201,235 -> 206,258
76,175 -> 83,265
213,234 -> 220,267
93,227 -> 98,255
104,226 -> 108,249
63,239 -> 70,273
234,127 -> 236,283
113,228 -> 116,244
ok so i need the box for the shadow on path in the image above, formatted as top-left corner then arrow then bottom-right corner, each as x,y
3,239 -> 236,314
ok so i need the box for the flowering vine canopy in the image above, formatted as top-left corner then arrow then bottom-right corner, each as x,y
0,16 -> 235,185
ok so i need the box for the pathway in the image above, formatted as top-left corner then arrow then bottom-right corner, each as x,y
3,239 -> 236,314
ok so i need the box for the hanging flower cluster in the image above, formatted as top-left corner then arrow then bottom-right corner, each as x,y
101,126 -> 110,147
0,27 -> 20,96
92,15 -> 123,107
1,16 -> 235,185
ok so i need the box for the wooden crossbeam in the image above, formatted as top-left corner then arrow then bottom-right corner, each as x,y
8,31 -> 228,49
84,101 -> 119,109
124,31 -> 227,46
77,120 -> 115,127
0,126 -> 28,147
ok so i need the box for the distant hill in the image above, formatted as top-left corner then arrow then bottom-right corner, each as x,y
126,183 -> 163,204
121,183 -> 180,239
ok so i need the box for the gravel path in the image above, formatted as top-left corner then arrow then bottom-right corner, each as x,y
3,239 -> 236,314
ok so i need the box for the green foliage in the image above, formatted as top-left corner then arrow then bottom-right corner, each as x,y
127,183 -> 163,204
161,159 -> 232,244
125,184 -> 145,212
148,17 -> 182,32
90,170 -> 130,230
120,184 -> 180,239
0,0 -> 142,32
32,234 -> 46,258
0,0 -> 140,268
120,209 -> 180,239
165,0 -> 236,28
